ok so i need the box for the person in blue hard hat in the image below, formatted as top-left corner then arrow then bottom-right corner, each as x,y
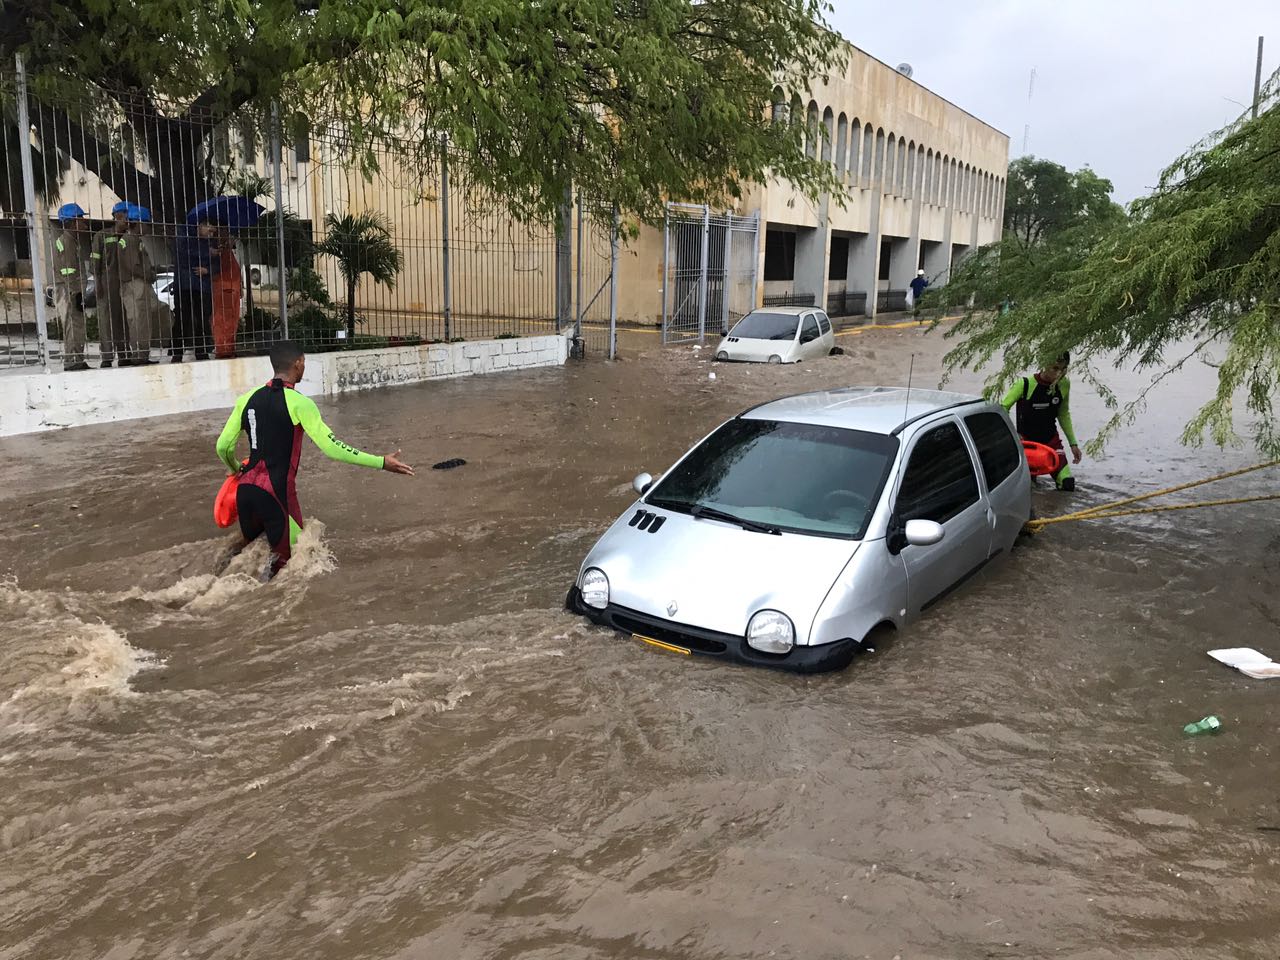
117,205 -> 159,365
90,202 -> 131,367
51,203 -> 91,370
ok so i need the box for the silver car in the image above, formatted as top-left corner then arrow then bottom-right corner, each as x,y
567,387 -> 1031,673
714,306 -> 836,364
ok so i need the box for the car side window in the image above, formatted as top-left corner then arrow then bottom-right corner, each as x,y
964,412 -> 1021,490
896,422 -> 980,524
816,311 -> 832,335
800,314 -> 821,343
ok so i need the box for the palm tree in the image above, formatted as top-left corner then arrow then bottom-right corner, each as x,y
315,211 -> 402,342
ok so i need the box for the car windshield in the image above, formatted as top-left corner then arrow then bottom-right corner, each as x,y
728,312 -> 800,341
646,418 -> 899,539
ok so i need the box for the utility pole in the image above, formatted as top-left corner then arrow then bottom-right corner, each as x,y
1253,36 -> 1265,119
1021,67 -> 1036,155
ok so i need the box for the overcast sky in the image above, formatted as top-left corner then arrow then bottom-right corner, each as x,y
829,1 -> 1280,203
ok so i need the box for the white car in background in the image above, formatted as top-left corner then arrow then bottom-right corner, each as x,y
714,306 -> 836,364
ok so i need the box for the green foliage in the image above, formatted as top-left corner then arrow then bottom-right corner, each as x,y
315,211 -> 402,340
943,74 -> 1280,456
1002,156 -> 1125,246
6,0 -> 844,226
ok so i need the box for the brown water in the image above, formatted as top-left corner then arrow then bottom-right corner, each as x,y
2,326 -> 1278,960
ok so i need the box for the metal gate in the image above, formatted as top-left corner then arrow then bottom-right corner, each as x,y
661,204 -> 760,344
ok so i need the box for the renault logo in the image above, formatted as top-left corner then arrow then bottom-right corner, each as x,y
667,601 -> 679,617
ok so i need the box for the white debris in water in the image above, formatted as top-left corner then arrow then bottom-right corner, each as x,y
708,372 -> 716,380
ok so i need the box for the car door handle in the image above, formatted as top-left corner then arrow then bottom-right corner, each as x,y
985,506 -> 996,528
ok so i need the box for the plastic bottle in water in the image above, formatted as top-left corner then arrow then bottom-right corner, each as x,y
1183,715 -> 1222,736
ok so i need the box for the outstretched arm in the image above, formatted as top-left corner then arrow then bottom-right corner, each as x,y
999,378 -> 1025,411
287,391 -> 414,474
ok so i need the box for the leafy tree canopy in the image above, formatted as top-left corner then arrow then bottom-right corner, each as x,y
939,75 -> 1280,456
4,0 -> 845,223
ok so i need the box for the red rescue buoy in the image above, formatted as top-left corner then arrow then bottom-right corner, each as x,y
214,461 -> 247,528
1022,439 -> 1067,478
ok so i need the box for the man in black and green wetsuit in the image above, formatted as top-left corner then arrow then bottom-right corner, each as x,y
1001,352 -> 1083,492
216,340 -> 414,578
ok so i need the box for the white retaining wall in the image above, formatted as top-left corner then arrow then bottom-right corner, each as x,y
0,334 -> 568,437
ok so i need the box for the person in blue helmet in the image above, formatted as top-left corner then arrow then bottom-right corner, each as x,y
117,204 -> 159,365
90,202 -> 131,367
51,203 -> 91,370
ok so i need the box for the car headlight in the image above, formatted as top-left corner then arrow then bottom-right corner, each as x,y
580,568 -> 609,609
716,350 -> 728,361
746,610 -> 795,654
767,354 -> 782,364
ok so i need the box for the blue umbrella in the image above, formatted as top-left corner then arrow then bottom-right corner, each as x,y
186,196 -> 266,230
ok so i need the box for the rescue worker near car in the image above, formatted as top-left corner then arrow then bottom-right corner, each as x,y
117,205 -> 158,365
51,203 -> 90,371
1001,352 -> 1083,492
215,339 -> 415,580
89,202 -> 130,367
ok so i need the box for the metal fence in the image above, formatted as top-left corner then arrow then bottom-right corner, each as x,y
661,203 -> 760,344
1,58 -> 618,370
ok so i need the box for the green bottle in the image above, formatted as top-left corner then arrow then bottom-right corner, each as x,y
1183,715 -> 1222,736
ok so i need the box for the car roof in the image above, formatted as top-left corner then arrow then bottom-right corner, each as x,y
746,306 -> 813,316
740,386 -> 984,435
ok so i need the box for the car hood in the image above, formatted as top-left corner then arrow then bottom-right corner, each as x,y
715,336 -> 799,363
579,505 -> 860,644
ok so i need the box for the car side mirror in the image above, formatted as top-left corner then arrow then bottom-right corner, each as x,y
904,519 -> 945,547
633,472 -> 654,496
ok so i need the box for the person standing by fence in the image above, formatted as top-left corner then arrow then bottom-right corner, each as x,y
211,228 -> 242,359
117,205 -> 158,366
172,219 -> 219,362
51,203 -> 90,371
90,202 -> 130,368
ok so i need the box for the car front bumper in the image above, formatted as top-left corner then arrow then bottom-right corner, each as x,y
566,587 -> 858,674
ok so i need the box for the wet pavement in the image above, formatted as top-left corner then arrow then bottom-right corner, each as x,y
1,323 -> 1277,959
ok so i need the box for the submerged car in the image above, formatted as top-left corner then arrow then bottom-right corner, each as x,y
714,306 -> 836,364
567,387 -> 1031,673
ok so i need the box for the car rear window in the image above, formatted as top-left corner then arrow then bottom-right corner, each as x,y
729,312 -> 800,340
964,411 -> 1022,490
646,418 -> 899,539
896,422 -> 980,524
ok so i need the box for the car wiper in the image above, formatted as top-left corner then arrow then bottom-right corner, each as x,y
690,505 -> 780,535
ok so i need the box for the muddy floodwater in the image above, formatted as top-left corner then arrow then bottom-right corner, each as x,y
2,324 -> 1278,960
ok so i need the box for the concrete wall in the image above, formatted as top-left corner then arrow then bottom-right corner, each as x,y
0,333 -> 567,437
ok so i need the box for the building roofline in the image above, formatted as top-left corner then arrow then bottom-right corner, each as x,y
831,33 -> 1010,142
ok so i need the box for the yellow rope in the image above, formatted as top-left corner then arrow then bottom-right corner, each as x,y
1024,459 -> 1280,533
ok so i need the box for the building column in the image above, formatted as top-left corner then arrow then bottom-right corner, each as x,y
794,194 -> 830,310
852,188 -> 882,321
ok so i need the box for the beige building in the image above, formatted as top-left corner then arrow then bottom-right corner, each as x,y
616,40 -> 1009,326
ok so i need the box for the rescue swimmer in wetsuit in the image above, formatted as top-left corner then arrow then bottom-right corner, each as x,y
215,340 -> 414,579
1000,352 -> 1083,492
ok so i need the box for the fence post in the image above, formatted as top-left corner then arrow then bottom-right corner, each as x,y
696,204 -> 710,342
270,104 -> 289,337
574,193 -> 584,348
15,54 -> 50,369
660,205 -> 670,344
720,213 -> 732,335
440,136 -> 453,342
608,204 -> 620,360
750,211 -> 762,311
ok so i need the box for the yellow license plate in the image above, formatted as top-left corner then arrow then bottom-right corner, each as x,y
632,634 -> 691,656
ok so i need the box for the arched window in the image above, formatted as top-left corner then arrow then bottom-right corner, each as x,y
862,124 -> 874,181
821,107 -> 835,165
874,128 -> 886,185
924,149 -> 934,203
848,117 -> 861,184
806,101 -> 820,159
884,133 -> 896,191
835,113 -> 848,178
896,138 -> 907,195
906,140 -> 916,199
770,86 -> 787,124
